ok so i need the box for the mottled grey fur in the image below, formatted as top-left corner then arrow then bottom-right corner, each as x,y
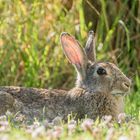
0,31 -> 131,122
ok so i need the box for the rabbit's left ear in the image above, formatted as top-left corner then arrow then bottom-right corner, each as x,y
61,32 -> 88,80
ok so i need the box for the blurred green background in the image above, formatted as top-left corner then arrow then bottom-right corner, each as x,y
0,0 -> 140,116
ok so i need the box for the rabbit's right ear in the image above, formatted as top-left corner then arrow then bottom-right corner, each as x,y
85,30 -> 96,62
60,32 -> 88,80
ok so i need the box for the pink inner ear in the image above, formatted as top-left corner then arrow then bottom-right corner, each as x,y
61,34 -> 84,66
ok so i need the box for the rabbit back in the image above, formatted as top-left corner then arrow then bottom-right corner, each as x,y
0,86 -> 123,122
0,86 -> 68,121
0,86 -> 85,121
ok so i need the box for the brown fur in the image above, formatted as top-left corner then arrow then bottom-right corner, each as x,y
0,86 -> 123,121
0,31 -> 131,122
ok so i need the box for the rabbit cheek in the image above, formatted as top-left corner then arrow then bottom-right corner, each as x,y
99,76 -> 112,92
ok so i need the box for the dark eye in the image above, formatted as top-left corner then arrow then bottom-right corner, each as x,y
97,67 -> 107,75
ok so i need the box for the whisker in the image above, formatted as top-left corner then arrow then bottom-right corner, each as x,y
116,51 -> 123,60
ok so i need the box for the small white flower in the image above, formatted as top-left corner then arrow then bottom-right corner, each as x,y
118,113 -> 126,123
102,115 -> 112,124
81,119 -> 93,131
118,135 -> 129,140
32,126 -> 45,138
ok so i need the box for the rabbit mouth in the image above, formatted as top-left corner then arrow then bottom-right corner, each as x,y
112,92 -> 126,96
111,90 -> 127,96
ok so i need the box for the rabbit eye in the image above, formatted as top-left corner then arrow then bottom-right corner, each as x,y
97,67 -> 107,75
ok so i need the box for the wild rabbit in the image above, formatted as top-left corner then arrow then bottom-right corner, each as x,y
0,31 -> 131,122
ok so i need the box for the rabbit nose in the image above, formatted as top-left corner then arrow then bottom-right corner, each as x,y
122,81 -> 131,89
123,83 -> 129,88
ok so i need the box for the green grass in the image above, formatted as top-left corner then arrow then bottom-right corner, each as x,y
0,114 -> 140,140
0,0 -> 140,139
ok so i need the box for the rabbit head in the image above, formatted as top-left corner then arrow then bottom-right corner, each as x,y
60,31 -> 131,96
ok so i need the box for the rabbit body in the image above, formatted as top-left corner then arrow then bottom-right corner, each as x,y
0,31 -> 131,122
0,86 -> 123,121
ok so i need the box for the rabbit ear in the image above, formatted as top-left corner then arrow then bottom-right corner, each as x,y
61,32 -> 88,79
85,30 -> 96,62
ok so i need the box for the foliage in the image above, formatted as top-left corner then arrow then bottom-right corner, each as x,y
0,0 -> 139,87
0,113 -> 140,140
0,0 -> 140,139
